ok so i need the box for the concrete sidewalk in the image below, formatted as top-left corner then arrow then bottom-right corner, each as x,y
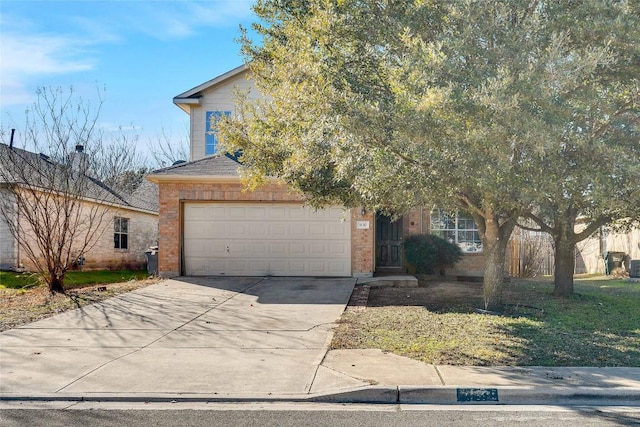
1,277 -> 639,406
319,349 -> 640,405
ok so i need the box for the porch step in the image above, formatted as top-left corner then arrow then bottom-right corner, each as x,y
356,275 -> 418,288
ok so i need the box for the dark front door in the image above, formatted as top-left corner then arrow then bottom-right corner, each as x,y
376,214 -> 403,268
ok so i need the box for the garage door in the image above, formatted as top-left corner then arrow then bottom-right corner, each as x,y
183,203 -> 351,276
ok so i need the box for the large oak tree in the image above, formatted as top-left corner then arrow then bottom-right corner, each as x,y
516,1 -> 640,295
222,0 -> 640,309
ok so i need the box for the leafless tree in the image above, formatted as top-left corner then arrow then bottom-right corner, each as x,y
0,86 -> 144,293
93,126 -> 150,193
147,123 -> 190,168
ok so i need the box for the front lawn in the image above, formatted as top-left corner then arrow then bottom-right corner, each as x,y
0,270 -> 158,331
0,269 -> 149,289
331,277 -> 640,367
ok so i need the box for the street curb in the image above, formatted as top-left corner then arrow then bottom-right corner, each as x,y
399,386 -> 640,405
309,387 -> 399,404
0,387 -> 399,405
2,386 -> 640,405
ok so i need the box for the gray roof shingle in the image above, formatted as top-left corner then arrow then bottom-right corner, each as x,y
150,154 -> 242,177
127,179 -> 159,212
0,143 -> 158,213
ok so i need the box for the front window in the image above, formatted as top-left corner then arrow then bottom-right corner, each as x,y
205,111 -> 231,155
430,209 -> 482,253
114,217 -> 129,250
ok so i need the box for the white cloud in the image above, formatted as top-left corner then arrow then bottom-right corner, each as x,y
2,34 -> 95,75
187,0 -> 255,25
119,0 -> 255,40
69,16 -> 123,44
0,8 -> 104,108
0,1 -> 256,108
0,29 -> 97,107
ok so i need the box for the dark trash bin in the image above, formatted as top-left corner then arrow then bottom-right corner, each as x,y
145,246 -> 159,276
630,260 -> 640,278
604,251 -> 626,275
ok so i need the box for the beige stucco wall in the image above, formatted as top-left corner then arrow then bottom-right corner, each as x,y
577,226 -> 640,274
189,71 -> 260,161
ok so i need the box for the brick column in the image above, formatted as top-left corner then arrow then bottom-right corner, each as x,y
351,208 -> 374,277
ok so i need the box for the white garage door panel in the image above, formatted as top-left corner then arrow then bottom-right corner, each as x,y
183,203 -> 351,276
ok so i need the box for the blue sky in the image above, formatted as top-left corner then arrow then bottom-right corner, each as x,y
0,0 -> 256,158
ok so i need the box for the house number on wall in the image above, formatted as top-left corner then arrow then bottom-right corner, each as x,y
356,221 -> 370,230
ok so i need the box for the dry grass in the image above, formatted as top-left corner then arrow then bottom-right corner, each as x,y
331,277 -> 640,366
0,278 -> 160,331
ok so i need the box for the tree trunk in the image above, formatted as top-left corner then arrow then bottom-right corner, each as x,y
481,216 -> 512,311
553,238 -> 575,297
48,274 -> 65,294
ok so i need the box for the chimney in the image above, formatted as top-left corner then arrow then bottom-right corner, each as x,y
70,144 -> 89,175
10,129 -> 15,149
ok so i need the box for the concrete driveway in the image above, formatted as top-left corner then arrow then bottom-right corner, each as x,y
0,277 -> 362,400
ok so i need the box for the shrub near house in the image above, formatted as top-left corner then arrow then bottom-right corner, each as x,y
404,234 -> 463,275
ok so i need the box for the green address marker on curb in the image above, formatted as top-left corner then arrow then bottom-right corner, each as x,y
457,388 -> 499,402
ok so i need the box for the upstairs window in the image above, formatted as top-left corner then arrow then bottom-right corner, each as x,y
205,111 -> 231,155
114,217 -> 129,250
430,209 -> 482,253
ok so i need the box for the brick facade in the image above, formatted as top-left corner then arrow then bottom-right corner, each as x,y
85,209 -> 158,270
14,203 -> 157,272
399,207 -> 486,277
160,67 -> 487,279
156,179 -> 485,278
351,209 -> 375,277
157,179 -> 376,278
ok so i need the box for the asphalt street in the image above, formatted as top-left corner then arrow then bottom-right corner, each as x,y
2,403 -> 639,427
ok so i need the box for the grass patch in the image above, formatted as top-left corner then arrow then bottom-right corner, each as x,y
0,270 -> 149,290
0,271 -> 41,290
0,273 -> 159,331
331,277 -> 640,367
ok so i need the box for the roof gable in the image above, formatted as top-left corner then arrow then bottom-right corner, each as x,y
173,64 -> 249,113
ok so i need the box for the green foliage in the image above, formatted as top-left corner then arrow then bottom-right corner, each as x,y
221,0 -> 640,306
404,234 -> 463,274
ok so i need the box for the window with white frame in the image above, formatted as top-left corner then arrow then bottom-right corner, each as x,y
430,209 -> 483,253
114,217 -> 129,250
205,111 -> 231,155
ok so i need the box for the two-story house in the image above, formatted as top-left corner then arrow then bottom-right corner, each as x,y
147,64 -> 487,279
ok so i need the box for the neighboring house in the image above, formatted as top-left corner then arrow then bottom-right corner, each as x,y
0,143 -> 159,272
148,65 -> 486,278
576,226 -> 640,274
507,221 -> 640,277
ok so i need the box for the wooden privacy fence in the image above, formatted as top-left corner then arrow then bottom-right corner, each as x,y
509,232 -> 555,278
